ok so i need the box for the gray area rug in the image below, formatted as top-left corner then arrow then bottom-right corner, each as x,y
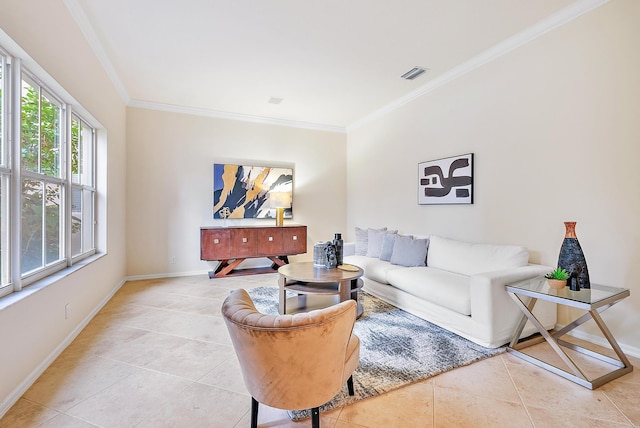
247,286 -> 505,420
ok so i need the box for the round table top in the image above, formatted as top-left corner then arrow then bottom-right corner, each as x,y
278,262 -> 363,282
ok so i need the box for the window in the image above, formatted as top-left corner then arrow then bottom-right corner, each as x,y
0,44 -> 97,298
1,51 -> 9,294
70,114 -> 95,258
21,74 -> 64,274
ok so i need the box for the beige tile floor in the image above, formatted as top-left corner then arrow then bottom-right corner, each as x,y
1,273 -> 638,427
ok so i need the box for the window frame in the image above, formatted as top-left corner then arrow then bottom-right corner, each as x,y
0,42 -> 98,298
0,49 -> 10,297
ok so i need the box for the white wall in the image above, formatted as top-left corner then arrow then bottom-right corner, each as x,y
0,0 -> 127,415
346,0 -> 640,354
126,108 -> 347,277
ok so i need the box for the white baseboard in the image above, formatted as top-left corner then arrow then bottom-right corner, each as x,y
0,278 -> 127,419
125,270 -> 210,282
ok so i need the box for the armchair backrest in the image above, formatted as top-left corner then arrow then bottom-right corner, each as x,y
222,289 -> 357,410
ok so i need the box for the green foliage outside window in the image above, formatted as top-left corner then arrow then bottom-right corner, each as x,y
20,84 -> 63,273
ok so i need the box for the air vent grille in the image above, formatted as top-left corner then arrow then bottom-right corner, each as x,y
401,67 -> 428,80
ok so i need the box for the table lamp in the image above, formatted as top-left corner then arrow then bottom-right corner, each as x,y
269,192 -> 291,226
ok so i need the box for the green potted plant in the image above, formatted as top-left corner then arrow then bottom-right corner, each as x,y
545,267 -> 569,289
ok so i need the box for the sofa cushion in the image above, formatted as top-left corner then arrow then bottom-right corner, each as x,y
387,267 -> 471,316
355,226 -> 386,256
380,233 -> 411,261
390,235 -> 429,267
366,229 -> 397,258
343,255 -> 403,285
355,227 -> 368,255
427,235 -> 529,276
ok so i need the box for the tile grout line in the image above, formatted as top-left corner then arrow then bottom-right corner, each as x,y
500,353 -> 537,427
600,387 -> 635,427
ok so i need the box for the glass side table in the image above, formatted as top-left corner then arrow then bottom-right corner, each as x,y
506,276 -> 632,389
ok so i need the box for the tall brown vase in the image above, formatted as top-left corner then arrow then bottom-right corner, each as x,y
557,221 -> 590,289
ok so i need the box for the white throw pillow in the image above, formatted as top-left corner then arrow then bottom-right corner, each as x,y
355,226 -> 386,256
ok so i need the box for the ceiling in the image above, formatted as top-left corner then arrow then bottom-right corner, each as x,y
67,0 -> 586,131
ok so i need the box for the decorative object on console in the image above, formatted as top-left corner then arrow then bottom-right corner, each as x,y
333,233 -> 344,266
544,267 -> 569,289
212,163 -> 293,220
269,191 -> 292,226
325,243 -> 338,268
557,221 -> 590,289
418,153 -> 473,205
218,206 -> 231,227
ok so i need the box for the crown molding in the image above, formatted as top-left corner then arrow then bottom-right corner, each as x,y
347,0 -> 610,132
65,0 -> 607,134
127,100 -> 346,133
66,0 -> 345,133
64,0 -> 130,104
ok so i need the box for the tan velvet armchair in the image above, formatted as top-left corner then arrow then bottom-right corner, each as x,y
222,289 -> 360,428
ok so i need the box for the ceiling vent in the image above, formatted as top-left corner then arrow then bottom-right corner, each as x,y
401,67 -> 428,80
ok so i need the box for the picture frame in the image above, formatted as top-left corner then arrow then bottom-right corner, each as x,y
418,153 -> 473,205
213,163 -> 293,219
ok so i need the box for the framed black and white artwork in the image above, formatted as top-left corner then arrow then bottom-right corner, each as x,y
418,153 -> 474,205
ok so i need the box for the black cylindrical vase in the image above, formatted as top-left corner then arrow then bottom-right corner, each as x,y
333,233 -> 343,266
558,222 -> 590,289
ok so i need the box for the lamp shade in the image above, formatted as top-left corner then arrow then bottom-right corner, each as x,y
269,192 -> 291,208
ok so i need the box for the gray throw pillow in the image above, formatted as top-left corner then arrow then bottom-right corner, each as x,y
390,235 -> 429,267
380,233 -> 411,261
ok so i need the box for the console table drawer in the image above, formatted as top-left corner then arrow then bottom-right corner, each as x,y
282,226 -> 306,254
256,228 -> 281,256
200,229 -> 231,260
230,228 -> 258,257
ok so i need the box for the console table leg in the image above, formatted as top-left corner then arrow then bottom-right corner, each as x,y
268,256 -> 288,270
214,259 -> 245,278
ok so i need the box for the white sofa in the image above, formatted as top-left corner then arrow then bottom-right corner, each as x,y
343,232 -> 557,348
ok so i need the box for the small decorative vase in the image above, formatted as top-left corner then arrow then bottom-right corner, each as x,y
547,279 -> 566,289
333,233 -> 344,266
557,222 -> 590,289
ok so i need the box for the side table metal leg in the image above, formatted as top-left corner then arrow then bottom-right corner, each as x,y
508,293 -> 538,347
590,309 -> 632,368
509,293 -> 589,381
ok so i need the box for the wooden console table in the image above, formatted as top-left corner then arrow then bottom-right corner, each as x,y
200,225 -> 307,278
